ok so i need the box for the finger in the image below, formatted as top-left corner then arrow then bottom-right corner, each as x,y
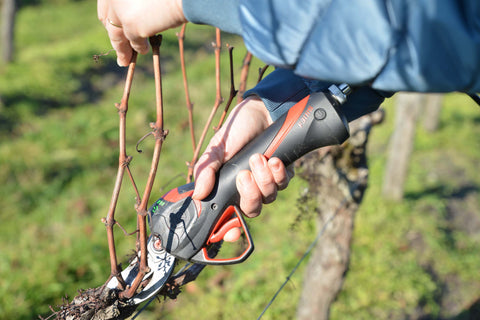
286,164 -> 295,180
268,157 -> 290,191
101,9 -> 133,66
249,154 -> 277,204
97,0 -> 108,21
192,166 -> 218,200
109,30 -> 134,66
237,170 -> 263,218
122,27 -> 150,55
223,227 -> 242,242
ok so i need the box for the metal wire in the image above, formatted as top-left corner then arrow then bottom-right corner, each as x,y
257,197 -> 348,320
131,296 -> 156,320
468,93 -> 480,107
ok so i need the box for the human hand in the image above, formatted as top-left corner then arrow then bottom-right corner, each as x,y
97,0 -> 187,66
192,97 -> 294,241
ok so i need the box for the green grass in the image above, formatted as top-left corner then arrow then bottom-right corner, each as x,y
1,1 -> 480,319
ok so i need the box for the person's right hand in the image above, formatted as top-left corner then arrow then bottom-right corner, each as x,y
192,97 -> 294,241
97,0 -> 187,66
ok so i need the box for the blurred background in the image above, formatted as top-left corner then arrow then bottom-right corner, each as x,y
1,1 -> 479,319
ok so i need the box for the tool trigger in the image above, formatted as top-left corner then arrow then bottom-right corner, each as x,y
207,206 -> 242,244
189,205 -> 254,265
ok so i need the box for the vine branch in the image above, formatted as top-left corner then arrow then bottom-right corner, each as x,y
104,50 -> 138,291
119,35 -> 167,300
214,45 -> 238,132
237,51 -> 252,104
177,23 -> 196,152
186,28 -> 224,182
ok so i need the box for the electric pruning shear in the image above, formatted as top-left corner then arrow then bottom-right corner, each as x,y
107,84 -> 352,304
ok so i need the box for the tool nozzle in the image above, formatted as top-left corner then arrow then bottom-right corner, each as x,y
328,83 -> 351,105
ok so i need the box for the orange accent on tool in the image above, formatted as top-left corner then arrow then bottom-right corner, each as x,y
202,206 -> 253,263
162,187 -> 194,203
263,95 -> 309,158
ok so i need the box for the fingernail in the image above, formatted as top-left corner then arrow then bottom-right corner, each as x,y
191,181 -> 201,199
269,158 -> 281,172
237,170 -> 252,188
250,154 -> 265,171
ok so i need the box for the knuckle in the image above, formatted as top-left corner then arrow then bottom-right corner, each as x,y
255,172 -> 274,189
263,192 -> 277,204
242,185 -> 262,203
252,165 -> 275,189
241,199 -> 262,218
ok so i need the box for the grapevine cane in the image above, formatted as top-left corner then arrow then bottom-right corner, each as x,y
120,35 -> 168,299
187,28 -> 224,182
214,45 -> 238,132
177,23 -> 197,152
104,51 -> 138,290
237,51 -> 252,104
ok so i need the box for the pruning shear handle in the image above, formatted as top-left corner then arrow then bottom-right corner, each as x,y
150,84 -> 351,265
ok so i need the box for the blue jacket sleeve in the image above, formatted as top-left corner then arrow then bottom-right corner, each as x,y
183,0 -> 480,94
244,69 -> 390,122
183,0 -> 242,35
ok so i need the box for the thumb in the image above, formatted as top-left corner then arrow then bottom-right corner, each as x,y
192,141 -> 225,200
192,165 -> 218,200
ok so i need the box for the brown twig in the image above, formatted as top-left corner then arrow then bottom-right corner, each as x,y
104,51 -> 138,291
257,65 -> 270,83
214,45 -> 238,132
237,51 -> 252,104
186,28 -> 224,182
120,35 -> 168,300
177,23 -> 197,152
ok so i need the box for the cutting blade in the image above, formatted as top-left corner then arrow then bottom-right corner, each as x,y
106,237 -> 176,305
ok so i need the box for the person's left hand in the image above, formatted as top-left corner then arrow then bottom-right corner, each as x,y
97,0 -> 187,66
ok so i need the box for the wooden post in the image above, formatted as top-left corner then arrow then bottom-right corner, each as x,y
382,92 -> 422,201
1,0 -> 16,63
423,93 -> 443,132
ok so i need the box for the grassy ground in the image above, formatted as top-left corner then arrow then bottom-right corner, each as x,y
1,1 -> 479,319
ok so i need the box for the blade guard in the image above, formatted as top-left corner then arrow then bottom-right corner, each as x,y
190,205 -> 254,265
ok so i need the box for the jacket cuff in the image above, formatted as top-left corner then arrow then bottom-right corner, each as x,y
244,69 -> 311,121
182,0 -> 242,35
245,69 -> 389,122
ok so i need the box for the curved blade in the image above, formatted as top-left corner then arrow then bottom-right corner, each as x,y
107,237 -> 176,305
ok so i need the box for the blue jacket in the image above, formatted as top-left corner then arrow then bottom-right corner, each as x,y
183,0 -> 480,120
